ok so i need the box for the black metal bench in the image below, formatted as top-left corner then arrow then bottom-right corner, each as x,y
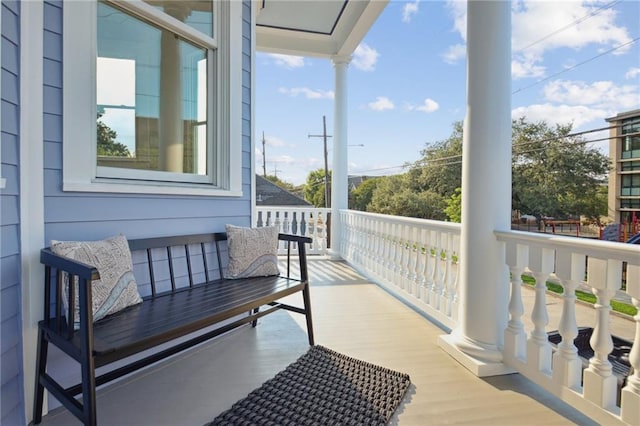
32,232 -> 314,425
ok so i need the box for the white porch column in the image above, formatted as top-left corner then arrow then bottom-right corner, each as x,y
329,55 -> 350,259
438,0 -> 512,376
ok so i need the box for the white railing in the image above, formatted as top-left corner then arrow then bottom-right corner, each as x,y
339,210 -> 640,425
339,210 -> 461,330
255,207 -> 331,255
495,230 -> 640,426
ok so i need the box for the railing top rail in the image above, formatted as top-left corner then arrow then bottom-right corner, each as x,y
258,206 -> 330,212
495,229 -> 640,263
341,209 -> 461,233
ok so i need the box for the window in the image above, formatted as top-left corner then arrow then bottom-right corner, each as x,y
621,174 -> 640,197
621,116 -> 640,160
63,0 -> 243,196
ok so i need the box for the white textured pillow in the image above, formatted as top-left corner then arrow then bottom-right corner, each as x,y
225,225 -> 280,279
51,234 -> 142,327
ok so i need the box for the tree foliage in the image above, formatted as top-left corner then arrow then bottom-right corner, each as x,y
444,188 -> 462,223
511,117 -> 610,219
97,113 -> 132,157
350,177 -> 382,211
304,169 -> 331,207
351,118 -> 610,222
368,174 -> 447,220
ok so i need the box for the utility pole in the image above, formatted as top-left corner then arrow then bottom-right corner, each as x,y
308,115 -> 332,208
262,131 -> 267,177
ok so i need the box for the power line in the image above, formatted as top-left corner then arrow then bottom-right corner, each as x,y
513,36 -> 640,95
354,125 -> 621,174
515,0 -> 623,53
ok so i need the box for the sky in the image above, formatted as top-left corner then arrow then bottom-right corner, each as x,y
254,0 -> 640,186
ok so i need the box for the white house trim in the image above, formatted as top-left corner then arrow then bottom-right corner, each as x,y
20,1 -> 46,421
62,0 -> 243,197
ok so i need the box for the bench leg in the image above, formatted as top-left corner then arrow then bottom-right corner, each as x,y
302,284 -> 315,345
80,350 -> 98,425
251,308 -> 259,327
32,328 -> 49,424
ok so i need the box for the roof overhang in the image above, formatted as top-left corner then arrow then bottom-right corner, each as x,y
255,0 -> 388,58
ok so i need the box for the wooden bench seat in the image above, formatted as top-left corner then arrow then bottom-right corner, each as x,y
33,232 -> 314,425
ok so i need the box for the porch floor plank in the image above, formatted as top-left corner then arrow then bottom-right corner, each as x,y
38,258 -> 597,426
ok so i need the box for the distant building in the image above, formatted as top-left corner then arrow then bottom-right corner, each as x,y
606,109 -> 640,236
255,175 -> 311,206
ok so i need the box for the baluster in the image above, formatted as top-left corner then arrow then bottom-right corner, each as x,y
291,211 -> 299,236
430,231 -> 442,309
256,210 -> 263,227
527,246 -> 554,375
450,235 -> 460,322
552,249 -> 584,390
621,263 -> 640,425
367,218 -> 376,272
265,211 -> 272,227
583,258 -> 619,410
504,241 -> 528,363
414,228 -> 425,299
372,219 -> 381,279
282,211 -> 290,234
421,231 -> 432,304
382,221 -> 392,284
401,225 -> 411,291
392,223 -> 403,287
441,233 -> 454,316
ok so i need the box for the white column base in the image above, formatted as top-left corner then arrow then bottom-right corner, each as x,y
325,248 -> 342,261
438,334 -> 514,377
504,327 -> 527,362
526,339 -> 552,375
552,351 -> 583,390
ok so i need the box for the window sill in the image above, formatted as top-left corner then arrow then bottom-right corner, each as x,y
63,179 -> 243,197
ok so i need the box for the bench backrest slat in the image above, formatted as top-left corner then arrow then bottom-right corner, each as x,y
147,248 -> 156,298
201,242 -> 210,282
185,245 -> 194,288
167,247 -> 176,292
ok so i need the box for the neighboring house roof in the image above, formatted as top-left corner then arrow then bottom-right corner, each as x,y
256,175 -> 311,206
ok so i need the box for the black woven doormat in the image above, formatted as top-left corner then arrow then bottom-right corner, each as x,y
207,345 -> 411,425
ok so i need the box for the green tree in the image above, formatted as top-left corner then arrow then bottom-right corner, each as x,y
304,169 -> 331,207
406,121 -> 463,199
97,113 -> 131,157
444,187 -> 462,223
368,174 -> 447,220
350,177 -> 383,211
511,117 -> 610,219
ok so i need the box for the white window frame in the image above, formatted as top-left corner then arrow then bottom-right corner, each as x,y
63,0 -> 243,196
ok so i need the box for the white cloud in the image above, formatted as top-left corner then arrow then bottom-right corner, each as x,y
265,136 -> 286,147
443,1 -> 634,79
626,67 -> 640,80
267,53 -> 305,69
543,79 -> 640,109
407,98 -> 440,113
442,43 -> 466,65
511,57 -> 546,79
352,43 -> 379,72
512,104 -> 609,129
402,1 -> 419,23
278,87 -> 334,100
368,96 -> 395,111
512,1 -> 632,55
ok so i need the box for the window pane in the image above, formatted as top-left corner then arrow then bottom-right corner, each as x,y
97,2 -> 209,178
143,0 -> 213,37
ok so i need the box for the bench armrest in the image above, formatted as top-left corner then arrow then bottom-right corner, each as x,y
40,248 -> 100,339
277,233 -> 312,282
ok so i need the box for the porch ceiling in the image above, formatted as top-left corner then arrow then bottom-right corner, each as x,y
255,0 -> 388,58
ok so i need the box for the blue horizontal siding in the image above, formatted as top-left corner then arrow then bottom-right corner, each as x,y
1,2 -> 25,424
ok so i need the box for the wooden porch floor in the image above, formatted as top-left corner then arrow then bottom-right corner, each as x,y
39,257 -> 597,425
